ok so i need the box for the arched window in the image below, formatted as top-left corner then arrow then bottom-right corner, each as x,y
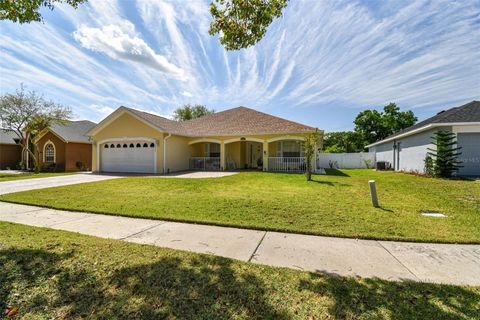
116,144 -> 121,148
110,144 -> 115,148
44,142 -> 55,162
104,144 -> 109,148
150,143 -> 155,148
136,143 -> 141,147
123,144 -> 127,148
143,143 -> 148,147
129,143 -> 134,148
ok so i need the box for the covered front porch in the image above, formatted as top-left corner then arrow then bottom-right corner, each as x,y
188,137 -> 316,173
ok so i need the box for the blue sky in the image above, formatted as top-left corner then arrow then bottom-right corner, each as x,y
0,0 -> 479,131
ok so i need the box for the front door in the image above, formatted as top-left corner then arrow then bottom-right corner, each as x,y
246,142 -> 262,168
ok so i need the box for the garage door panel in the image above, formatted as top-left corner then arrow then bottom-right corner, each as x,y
457,133 -> 480,176
101,141 -> 156,173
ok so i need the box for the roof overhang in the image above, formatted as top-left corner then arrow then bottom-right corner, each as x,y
87,106 -> 165,137
366,122 -> 480,148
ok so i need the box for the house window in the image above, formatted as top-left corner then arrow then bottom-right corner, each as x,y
129,143 -> 134,148
143,143 -> 148,147
150,143 -> 155,148
123,144 -> 128,148
44,143 -> 55,162
276,141 -> 304,157
104,144 -> 109,148
110,144 -> 115,148
136,143 -> 141,147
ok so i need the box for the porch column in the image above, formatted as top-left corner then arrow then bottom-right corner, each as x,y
220,141 -> 226,170
263,141 -> 269,171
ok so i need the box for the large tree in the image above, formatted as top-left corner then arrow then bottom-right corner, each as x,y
354,103 -> 416,145
173,104 -> 214,121
0,0 -> 86,23
323,131 -> 365,153
209,0 -> 288,50
0,86 -> 71,171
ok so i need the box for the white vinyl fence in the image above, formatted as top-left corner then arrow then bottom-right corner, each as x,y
317,153 -> 376,169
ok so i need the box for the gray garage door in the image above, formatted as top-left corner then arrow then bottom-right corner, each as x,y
457,133 -> 480,176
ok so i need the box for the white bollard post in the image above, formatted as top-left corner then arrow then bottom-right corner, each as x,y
369,180 -> 379,207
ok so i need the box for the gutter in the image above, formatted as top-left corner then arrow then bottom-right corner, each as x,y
163,133 -> 172,174
366,122 -> 480,148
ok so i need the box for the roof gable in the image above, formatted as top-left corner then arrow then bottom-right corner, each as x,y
36,120 -> 96,144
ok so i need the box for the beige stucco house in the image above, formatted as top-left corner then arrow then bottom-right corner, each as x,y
87,106 -> 322,174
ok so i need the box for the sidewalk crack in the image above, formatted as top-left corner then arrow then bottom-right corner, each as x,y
377,241 -> 420,281
248,231 -> 267,262
119,221 -> 166,240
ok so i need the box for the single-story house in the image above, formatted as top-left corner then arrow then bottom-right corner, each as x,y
0,129 -> 22,170
88,106 -> 321,174
34,120 -> 97,171
367,101 -> 480,176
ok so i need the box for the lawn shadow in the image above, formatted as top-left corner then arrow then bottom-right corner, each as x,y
325,169 -> 350,177
298,273 -> 480,320
377,206 -> 394,213
0,248 -> 71,314
1,247 -> 289,319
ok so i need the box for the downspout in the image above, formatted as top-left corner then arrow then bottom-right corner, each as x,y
163,133 -> 172,174
392,139 -> 396,170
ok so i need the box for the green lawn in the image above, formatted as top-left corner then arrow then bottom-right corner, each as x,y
1,222 -> 478,319
1,170 -> 479,243
0,172 -> 77,182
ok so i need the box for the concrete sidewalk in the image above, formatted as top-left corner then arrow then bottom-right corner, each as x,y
0,201 -> 478,286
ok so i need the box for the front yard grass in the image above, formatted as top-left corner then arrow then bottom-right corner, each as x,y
0,172 -> 77,182
1,222 -> 478,319
0,170 -> 479,243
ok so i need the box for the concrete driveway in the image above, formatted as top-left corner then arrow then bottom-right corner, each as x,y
0,173 -> 122,195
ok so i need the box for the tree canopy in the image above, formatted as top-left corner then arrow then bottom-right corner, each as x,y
0,85 -> 71,171
0,0 -> 86,23
209,0 -> 288,50
323,131 -> 365,153
173,104 -> 215,121
354,103 -> 417,145
323,103 -> 417,153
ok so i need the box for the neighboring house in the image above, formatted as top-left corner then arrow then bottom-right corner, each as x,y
34,120 -> 97,172
88,106 -> 320,174
0,129 -> 22,170
367,101 -> 480,176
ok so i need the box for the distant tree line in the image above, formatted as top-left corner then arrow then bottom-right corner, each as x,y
323,103 -> 417,153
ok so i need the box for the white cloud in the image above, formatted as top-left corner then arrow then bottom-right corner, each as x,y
73,24 -> 186,80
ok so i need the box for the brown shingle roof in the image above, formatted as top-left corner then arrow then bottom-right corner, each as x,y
125,107 -> 184,134
124,106 -> 315,136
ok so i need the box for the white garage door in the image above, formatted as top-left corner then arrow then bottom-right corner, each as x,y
101,141 -> 156,173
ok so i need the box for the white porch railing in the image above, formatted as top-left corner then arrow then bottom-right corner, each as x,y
190,157 -> 220,171
268,157 -> 306,172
